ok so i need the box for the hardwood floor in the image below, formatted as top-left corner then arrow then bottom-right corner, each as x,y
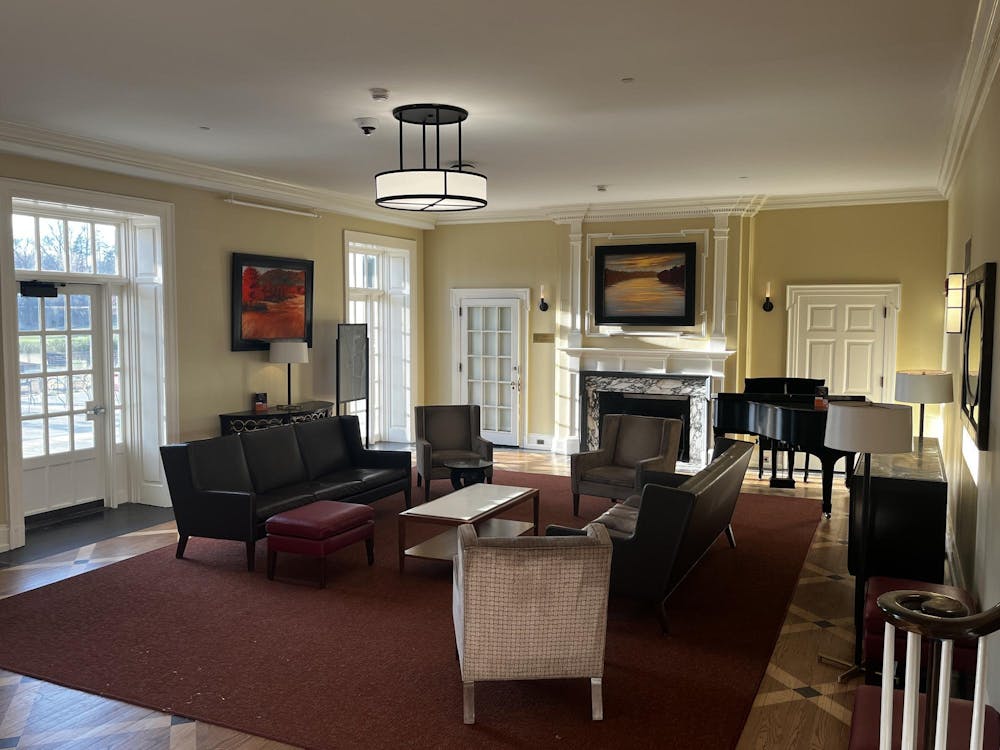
0,448 -> 856,749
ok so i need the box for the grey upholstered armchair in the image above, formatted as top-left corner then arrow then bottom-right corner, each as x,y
571,413 -> 683,516
452,523 -> 613,724
415,404 -> 493,503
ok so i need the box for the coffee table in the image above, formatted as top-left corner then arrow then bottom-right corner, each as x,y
397,483 -> 539,572
443,458 -> 493,489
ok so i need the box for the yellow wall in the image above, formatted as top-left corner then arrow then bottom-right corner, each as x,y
422,221 -> 563,439
942,66 -> 1000,693
0,153 -> 424,524
748,202 -> 948,384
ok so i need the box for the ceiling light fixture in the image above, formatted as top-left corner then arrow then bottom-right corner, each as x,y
374,103 -> 487,212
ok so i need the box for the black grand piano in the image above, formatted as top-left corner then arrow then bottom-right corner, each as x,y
714,377 -> 866,516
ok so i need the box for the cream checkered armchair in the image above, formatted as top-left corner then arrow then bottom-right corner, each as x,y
452,523 -> 613,724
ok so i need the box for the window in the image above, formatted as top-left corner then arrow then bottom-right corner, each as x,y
345,233 -> 413,444
13,213 -> 120,276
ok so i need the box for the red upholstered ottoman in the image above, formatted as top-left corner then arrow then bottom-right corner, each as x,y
266,501 -> 375,587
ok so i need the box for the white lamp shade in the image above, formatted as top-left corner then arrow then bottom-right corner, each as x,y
824,401 -> 913,454
375,169 -> 487,211
269,340 -> 309,364
894,370 -> 953,404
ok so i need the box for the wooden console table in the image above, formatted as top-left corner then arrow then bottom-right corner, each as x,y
219,400 -> 334,435
848,436 -> 947,584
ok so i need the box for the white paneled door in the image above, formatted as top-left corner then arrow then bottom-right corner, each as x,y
17,284 -> 110,515
458,298 -> 522,446
787,284 -> 899,470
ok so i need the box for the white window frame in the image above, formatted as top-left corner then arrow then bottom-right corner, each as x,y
0,179 -> 178,550
343,230 -> 416,443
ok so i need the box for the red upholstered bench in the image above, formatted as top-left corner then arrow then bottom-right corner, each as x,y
266,501 -> 375,587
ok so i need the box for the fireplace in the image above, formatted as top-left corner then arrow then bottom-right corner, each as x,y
579,371 -> 712,468
596,392 -> 691,462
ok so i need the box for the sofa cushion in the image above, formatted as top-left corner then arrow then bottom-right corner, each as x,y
266,500 -> 375,540
431,449 -> 483,467
594,504 -> 638,538
613,415 -> 664,468
241,425 -> 308,492
582,465 -> 635,487
318,467 -> 408,488
424,407 -> 471,451
254,484 -> 317,522
312,480 -> 365,501
294,418 -> 353,480
188,434 -> 253,492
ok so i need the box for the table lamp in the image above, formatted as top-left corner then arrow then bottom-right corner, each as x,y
894,370 -> 953,439
823,401 -> 912,679
269,340 -> 309,410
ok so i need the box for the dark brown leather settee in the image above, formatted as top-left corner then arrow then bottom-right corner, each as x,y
160,416 -> 410,571
548,438 -> 753,632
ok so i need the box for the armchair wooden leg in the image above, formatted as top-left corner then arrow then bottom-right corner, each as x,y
573,493 -> 580,516
365,537 -> 374,565
591,677 -> 604,720
725,524 -> 736,549
463,681 -> 475,724
657,598 -> 670,635
245,540 -> 256,572
175,534 -> 189,559
267,550 -> 277,580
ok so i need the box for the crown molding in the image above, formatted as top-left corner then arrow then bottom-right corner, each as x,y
759,187 -> 944,211
939,0 -> 1000,197
0,120 -> 435,230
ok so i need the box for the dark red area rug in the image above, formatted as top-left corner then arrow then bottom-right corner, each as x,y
0,472 -> 819,749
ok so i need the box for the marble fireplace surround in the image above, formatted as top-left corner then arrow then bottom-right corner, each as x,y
580,371 -> 712,468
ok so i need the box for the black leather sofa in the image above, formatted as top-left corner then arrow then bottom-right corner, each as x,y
547,438 -> 754,632
160,415 -> 411,570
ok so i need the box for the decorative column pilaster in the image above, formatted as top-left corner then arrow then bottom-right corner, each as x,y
711,212 -> 730,342
553,215 -> 585,454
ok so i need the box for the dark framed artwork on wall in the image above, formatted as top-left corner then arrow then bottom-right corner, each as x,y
231,252 -> 314,351
593,242 -> 697,326
961,260 -> 995,450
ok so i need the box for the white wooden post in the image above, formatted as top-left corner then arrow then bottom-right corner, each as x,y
880,621 -> 896,750
900,630 -> 921,750
970,637 -> 988,750
934,639 -> 953,750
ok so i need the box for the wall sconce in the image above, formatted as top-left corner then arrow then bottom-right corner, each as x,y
538,284 -> 549,312
762,282 -> 774,312
945,272 -> 964,333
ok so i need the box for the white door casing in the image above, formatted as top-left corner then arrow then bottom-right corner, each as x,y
451,288 -> 529,447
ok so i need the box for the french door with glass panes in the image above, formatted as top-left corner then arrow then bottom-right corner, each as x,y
17,284 -> 115,515
459,299 -> 521,446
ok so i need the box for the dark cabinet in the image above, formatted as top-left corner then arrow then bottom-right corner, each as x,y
219,400 -> 334,435
848,437 -> 947,584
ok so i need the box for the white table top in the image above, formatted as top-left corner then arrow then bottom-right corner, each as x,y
400,484 -> 535,522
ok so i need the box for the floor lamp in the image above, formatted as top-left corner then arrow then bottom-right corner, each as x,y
894,370 -> 953,440
821,401 -> 913,681
269,340 -> 309,410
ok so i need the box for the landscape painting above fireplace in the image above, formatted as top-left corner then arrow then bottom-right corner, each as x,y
594,242 -> 697,326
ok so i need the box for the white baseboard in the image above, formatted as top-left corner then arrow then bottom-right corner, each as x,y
525,433 -> 554,451
0,524 -> 9,553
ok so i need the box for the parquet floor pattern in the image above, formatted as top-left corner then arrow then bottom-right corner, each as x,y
0,449 -> 854,749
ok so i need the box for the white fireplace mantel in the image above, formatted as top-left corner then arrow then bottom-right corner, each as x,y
561,346 -> 733,379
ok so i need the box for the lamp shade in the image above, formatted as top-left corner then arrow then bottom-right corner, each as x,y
824,401 -> 913,454
269,340 -> 309,364
895,370 -> 953,404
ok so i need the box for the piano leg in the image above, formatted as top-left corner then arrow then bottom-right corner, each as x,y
821,461 -> 834,518
768,443 -> 796,489
758,439 -> 765,480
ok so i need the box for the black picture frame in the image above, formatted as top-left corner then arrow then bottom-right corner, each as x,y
961,260 -> 995,450
231,252 -> 314,351
594,242 -> 697,326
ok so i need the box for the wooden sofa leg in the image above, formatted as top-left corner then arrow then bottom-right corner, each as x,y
573,493 -> 580,516
657,599 -> 670,635
591,677 -> 604,720
267,550 -> 277,580
416,473 -> 422,487
725,524 -> 737,549
365,537 -> 375,565
463,681 -> 475,724
403,486 -> 412,509
424,481 -> 431,503
175,534 -> 189,559
246,541 -> 256,572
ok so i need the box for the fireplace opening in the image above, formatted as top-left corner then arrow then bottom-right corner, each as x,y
596,391 -> 691,463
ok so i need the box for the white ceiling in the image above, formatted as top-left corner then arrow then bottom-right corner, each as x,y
0,1 -> 978,217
